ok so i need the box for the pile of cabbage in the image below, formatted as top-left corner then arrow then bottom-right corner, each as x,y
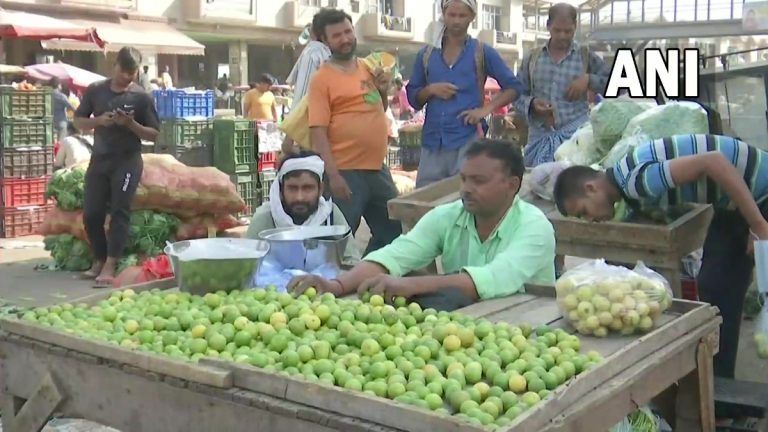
554,97 -> 710,168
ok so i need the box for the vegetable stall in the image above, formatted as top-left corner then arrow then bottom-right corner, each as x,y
0,279 -> 719,432
388,174 -> 713,299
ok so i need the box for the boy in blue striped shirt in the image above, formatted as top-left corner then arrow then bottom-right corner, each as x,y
553,134 -> 768,378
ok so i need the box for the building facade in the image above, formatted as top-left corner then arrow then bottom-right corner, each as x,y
1,0 -> 544,89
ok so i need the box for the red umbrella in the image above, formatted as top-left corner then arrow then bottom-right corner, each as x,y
0,10 -> 104,47
25,63 -> 105,92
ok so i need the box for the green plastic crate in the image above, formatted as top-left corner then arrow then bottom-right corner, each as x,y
259,170 -> 277,204
0,87 -> 52,119
158,119 -> 213,150
230,173 -> 260,217
1,119 -> 53,149
213,118 -> 257,174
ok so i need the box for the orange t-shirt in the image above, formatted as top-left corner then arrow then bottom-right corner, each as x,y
307,60 -> 388,171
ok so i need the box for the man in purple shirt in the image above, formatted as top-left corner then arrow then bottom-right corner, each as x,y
406,0 -> 522,188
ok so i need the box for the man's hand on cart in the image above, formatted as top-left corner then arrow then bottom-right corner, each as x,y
357,274 -> 413,304
288,274 -> 344,297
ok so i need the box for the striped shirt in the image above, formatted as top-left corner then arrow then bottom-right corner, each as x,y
609,134 -> 768,212
286,41 -> 331,111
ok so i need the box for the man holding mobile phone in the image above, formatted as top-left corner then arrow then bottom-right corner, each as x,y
74,46 -> 160,288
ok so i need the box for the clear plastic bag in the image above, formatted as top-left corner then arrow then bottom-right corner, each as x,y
528,161 -> 572,201
555,259 -> 674,337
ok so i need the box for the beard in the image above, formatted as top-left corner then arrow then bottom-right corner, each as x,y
331,39 -> 357,61
284,200 -> 320,224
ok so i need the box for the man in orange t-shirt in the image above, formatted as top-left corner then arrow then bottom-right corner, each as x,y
308,8 -> 402,255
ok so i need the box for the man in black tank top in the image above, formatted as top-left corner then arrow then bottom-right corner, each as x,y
74,47 -> 160,288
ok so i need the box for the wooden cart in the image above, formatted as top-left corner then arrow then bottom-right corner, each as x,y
0,280 -> 720,432
387,175 -> 714,298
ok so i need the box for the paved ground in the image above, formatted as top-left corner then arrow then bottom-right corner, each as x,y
0,226 -> 766,430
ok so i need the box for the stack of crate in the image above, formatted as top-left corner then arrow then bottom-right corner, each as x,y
258,150 -> 277,206
152,89 -> 215,167
213,118 -> 259,217
0,86 -> 54,238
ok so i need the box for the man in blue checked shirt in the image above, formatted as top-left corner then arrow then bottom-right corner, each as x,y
406,0 -> 523,188
515,3 -> 611,167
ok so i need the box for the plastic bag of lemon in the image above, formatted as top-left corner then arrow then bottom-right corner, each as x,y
280,52 -> 401,150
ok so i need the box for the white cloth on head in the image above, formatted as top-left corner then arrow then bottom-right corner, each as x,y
269,155 -> 334,228
430,0 -> 478,49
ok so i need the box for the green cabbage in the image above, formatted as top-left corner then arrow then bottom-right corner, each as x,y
621,102 -> 709,140
590,99 -> 654,155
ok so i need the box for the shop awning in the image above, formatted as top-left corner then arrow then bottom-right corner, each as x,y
41,19 -> 205,56
0,10 -> 104,47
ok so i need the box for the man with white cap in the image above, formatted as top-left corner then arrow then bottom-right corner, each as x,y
406,0 -> 523,188
246,151 -> 359,264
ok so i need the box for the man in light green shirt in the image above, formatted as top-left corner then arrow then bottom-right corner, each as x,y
289,139 -> 556,310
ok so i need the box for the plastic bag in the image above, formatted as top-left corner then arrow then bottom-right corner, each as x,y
39,207 -> 88,241
590,97 -> 655,155
113,255 -> 174,288
609,407 -> 661,432
621,101 -> 708,140
252,260 -> 341,293
555,259 -> 673,337
554,123 -> 601,165
278,95 -> 311,150
529,161 -> 571,201
599,134 -> 650,168
40,208 -> 237,244
135,154 -> 245,218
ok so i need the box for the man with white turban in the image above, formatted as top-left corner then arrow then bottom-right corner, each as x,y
406,0 -> 524,188
246,151 -> 360,264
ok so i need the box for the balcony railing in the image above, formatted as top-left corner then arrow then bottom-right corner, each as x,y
380,14 -> 412,33
477,29 -> 519,52
360,12 -> 414,40
495,30 -> 517,45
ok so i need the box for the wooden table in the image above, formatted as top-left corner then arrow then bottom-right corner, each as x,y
0,280 -> 720,432
387,175 -> 714,298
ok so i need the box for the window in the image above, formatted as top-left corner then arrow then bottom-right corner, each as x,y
482,5 -> 502,30
379,0 -> 394,15
351,0 -> 360,13
300,0 -> 321,6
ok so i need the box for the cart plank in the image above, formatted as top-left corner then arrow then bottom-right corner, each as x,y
0,319 -> 233,388
501,304 -> 719,432
0,338 -> 374,432
537,320 -> 719,432
202,359 -> 477,432
454,294 -> 538,319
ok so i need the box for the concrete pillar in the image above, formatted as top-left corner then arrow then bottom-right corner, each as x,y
144,52 -> 158,80
229,40 -> 249,86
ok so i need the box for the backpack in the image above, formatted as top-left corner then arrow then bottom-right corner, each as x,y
421,39 -> 487,106
526,44 -> 590,93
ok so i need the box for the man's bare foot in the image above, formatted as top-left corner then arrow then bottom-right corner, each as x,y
93,258 -> 117,288
81,260 -> 104,279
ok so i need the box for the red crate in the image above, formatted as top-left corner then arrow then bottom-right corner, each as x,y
1,176 -> 50,207
258,151 -> 278,172
0,204 -> 51,238
681,277 -> 699,301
